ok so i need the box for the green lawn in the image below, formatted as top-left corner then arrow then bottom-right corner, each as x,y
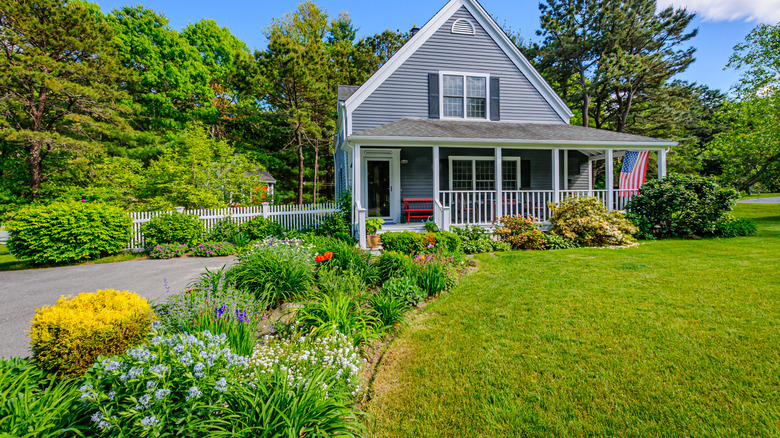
740,192 -> 780,200
364,203 -> 780,437
0,245 -> 145,271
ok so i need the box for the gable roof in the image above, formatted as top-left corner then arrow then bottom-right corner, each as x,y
343,0 -> 573,123
337,85 -> 360,102
349,119 -> 675,148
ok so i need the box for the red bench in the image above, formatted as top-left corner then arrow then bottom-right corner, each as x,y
403,197 -> 434,223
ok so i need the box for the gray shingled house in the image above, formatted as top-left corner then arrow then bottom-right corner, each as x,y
333,0 -> 675,248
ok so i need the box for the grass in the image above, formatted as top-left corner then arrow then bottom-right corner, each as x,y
0,245 -> 145,271
740,192 -> 780,200
364,203 -> 780,437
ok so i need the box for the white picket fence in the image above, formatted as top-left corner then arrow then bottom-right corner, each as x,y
128,202 -> 338,250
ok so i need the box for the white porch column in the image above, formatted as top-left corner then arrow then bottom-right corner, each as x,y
588,159 -> 594,194
433,146 -> 440,201
352,143 -> 361,223
494,147 -> 502,219
605,149 -> 614,211
658,149 -> 667,179
563,149 -> 569,190
552,149 -> 560,203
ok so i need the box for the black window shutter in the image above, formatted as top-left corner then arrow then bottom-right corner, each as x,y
521,159 -> 531,188
490,77 -> 500,121
428,73 -> 439,119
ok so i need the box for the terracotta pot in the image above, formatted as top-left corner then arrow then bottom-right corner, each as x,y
367,234 -> 381,249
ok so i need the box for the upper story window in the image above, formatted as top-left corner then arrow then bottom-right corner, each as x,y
441,73 -> 488,119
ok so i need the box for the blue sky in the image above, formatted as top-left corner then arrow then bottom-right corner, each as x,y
92,0 -> 770,93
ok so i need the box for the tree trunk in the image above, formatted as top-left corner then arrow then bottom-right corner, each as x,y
296,129 -> 304,205
578,65 -> 590,127
313,139 -> 319,203
27,141 -> 43,197
616,91 -> 634,133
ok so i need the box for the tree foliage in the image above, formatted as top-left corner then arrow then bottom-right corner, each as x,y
0,0 -> 132,198
535,0 -> 697,131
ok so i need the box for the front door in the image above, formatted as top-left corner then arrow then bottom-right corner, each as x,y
367,160 -> 391,217
361,149 -> 400,222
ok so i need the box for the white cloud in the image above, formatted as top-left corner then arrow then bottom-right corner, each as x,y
657,0 -> 780,23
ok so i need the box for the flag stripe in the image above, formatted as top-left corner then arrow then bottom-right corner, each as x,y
619,151 -> 649,196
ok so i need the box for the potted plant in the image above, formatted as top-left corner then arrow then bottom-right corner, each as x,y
365,218 -> 385,249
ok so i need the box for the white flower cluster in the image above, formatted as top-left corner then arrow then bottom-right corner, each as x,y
249,330 -> 363,397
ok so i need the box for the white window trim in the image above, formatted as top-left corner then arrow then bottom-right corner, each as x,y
439,71 -> 490,121
448,156 -> 522,191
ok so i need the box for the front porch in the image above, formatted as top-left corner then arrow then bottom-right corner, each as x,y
351,144 -> 667,248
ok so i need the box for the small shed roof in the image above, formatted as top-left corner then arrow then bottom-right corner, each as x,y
249,170 -> 276,183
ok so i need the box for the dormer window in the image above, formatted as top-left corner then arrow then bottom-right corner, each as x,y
441,73 -> 488,119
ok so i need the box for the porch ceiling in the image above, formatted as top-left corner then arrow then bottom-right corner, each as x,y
349,119 -> 675,148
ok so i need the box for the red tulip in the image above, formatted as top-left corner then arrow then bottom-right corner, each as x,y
315,255 -> 325,263
324,251 -> 333,260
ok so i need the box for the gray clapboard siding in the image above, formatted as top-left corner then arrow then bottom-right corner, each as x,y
400,147 -> 434,198
437,148 -> 554,190
351,6 -> 564,133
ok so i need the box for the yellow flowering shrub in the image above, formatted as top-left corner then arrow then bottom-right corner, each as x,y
30,289 -> 156,377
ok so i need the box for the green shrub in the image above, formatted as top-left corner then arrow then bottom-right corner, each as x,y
80,330 -> 250,436
494,215 -> 546,250
544,233 -> 580,250
549,196 -> 637,247
239,216 -> 285,241
424,221 -> 439,232
375,251 -> 415,282
190,242 -> 235,257
296,293 -> 378,346
380,231 -> 424,254
379,276 -> 426,307
148,243 -> 188,259
451,225 -> 493,254
142,212 -> 204,249
0,357 -> 89,437
490,240 -> 512,252
30,289 -> 155,377
206,218 -> 239,243
369,293 -> 409,329
6,201 -> 131,264
714,215 -> 757,237
436,231 -> 462,253
226,238 -> 315,307
626,174 -> 739,238
314,214 -> 353,242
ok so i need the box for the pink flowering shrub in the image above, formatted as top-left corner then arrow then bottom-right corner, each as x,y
149,243 -> 188,259
191,242 -> 235,257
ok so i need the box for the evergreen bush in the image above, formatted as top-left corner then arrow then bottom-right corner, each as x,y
142,212 -> 203,249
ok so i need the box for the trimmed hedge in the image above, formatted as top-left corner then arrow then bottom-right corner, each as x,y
30,289 -> 155,377
6,202 -> 131,264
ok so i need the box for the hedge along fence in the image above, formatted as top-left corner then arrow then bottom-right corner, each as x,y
127,202 -> 339,250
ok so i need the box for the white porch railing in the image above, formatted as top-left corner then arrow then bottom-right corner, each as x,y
128,202 -> 338,250
438,190 -> 637,227
433,199 -> 451,232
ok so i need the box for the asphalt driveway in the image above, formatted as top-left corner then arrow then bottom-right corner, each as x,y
0,256 -> 236,359
739,196 -> 780,203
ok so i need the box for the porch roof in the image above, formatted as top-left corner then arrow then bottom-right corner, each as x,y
349,119 -> 676,149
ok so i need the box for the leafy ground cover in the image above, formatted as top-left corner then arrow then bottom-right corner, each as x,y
364,203 -> 780,437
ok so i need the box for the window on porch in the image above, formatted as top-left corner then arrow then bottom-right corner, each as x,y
449,157 -> 522,191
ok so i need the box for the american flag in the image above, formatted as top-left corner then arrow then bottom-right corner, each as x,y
619,151 -> 650,196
